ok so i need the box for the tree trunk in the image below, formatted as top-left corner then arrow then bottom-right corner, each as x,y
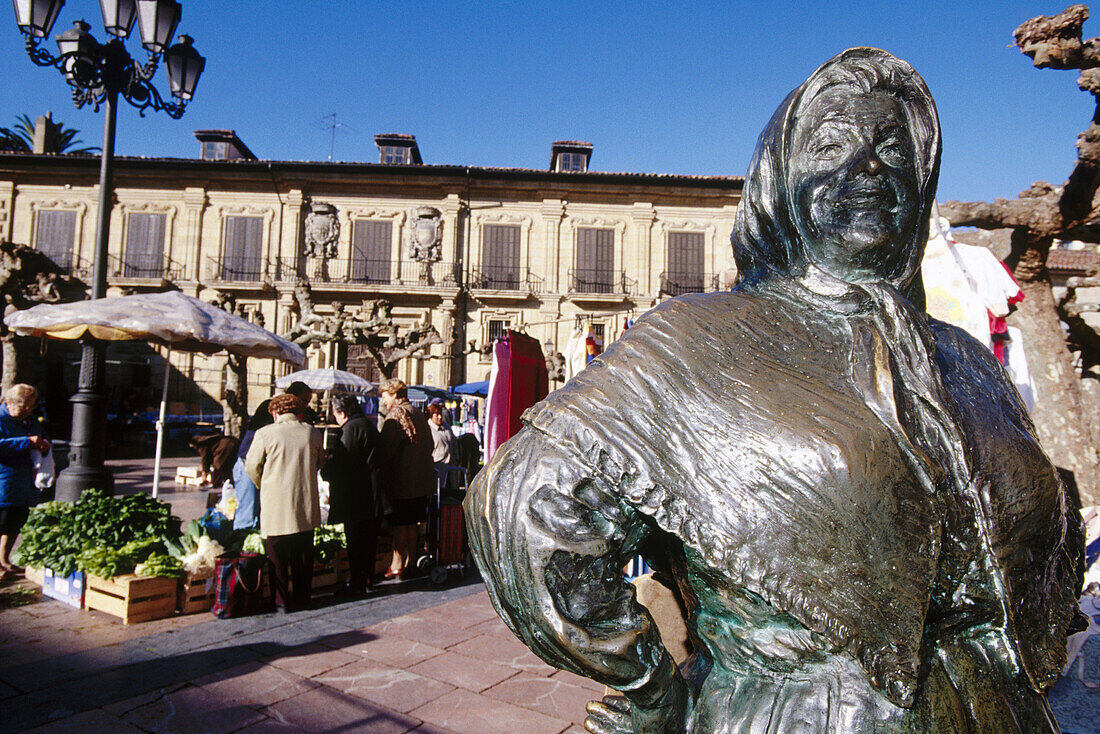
0,334 -> 17,394
1010,238 -> 1100,502
222,354 -> 247,439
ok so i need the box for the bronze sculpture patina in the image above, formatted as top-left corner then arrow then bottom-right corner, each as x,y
464,48 -> 1085,733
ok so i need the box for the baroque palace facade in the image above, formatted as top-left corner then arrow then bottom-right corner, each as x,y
0,132 -> 742,413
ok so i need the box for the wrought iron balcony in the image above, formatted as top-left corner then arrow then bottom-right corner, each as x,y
469,266 -> 543,293
206,256 -> 266,283
568,268 -> 635,296
274,256 -> 460,288
659,271 -> 720,297
109,254 -> 183,281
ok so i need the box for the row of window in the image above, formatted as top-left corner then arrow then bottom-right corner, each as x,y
32,211 -> 711,290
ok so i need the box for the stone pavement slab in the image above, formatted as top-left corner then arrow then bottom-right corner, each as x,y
409,650 -> 519,692
312,658 -> 455,713
410,688 -> 569,734
119,685 -> 269,733
259,686 -> 422,734
485,674 -> 601,722
193,661 -> 320,708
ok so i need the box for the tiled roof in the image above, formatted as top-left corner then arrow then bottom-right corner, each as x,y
0,151 -> 745,185
1048,248 -> 1100,273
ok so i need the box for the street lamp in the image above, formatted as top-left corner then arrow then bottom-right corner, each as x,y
11,0 -> 205,501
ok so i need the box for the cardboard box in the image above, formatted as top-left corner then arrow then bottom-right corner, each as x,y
39,567 -> 85,608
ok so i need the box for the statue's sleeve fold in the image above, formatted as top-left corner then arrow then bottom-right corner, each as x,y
464,428 -> 674,697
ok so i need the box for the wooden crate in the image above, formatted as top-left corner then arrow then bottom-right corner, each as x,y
25,566 -> 43,586
178,572 -> 216,614
85,574 -> 178,624
308,550 -> 348,592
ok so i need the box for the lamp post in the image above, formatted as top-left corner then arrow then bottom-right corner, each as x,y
12,0 -> 205,501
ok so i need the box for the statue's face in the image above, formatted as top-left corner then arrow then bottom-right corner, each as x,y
787,89 -> 919,281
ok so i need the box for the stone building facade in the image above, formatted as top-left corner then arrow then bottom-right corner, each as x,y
0,135 -> 742,413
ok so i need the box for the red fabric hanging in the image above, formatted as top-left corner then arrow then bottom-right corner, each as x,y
485,330 -> 549,461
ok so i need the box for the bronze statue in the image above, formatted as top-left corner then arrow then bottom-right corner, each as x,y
464,48 -> 1085,733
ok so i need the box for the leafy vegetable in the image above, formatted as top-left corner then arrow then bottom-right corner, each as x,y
74,536 -> 165,579
313,524 -> 346,563
135,553 -> 183,578
242,533 -> 265,554
13,490 -> 181,577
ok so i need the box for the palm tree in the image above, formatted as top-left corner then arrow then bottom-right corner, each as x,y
0,113 -> 98,154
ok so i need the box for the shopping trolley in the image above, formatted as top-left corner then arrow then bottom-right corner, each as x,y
424,464 -> 469,585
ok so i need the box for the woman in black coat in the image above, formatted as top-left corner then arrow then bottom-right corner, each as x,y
327,394 -> 383,595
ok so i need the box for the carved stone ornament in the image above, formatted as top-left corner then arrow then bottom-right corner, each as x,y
464,47 -> 1085,733
407,206 -> 443,263
304,202 -> 340,259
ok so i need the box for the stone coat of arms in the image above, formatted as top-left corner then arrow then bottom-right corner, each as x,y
408,206 -> 443,263
304,202 -> 340,259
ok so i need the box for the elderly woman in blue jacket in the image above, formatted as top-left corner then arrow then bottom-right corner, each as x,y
0,384 -> 49,581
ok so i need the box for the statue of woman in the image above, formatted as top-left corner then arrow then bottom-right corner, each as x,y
464,48 -> 1084,733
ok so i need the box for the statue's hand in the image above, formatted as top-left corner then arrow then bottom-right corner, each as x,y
584,671 -> 688,734
584,696 -> 632,734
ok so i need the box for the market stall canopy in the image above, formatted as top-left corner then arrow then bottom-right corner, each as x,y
275,367 -> 377,395
5,290 -> 305,498
408,385 -> 458,404
452,380 -> 489,397
5,290 -> 305,365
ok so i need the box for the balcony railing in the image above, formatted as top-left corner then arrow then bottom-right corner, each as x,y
568,268 -> 635,296
110,253 -> 184,281
275,256 -> 461,288
469,266 -> 543,293
207,256 -> 267,283
659,271 -> 720,297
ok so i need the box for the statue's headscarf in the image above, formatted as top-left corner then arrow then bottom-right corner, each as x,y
732,47 -> 941,303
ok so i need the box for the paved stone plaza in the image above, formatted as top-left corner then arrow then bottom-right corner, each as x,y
0,578 -> 597,733
1,457 -> 1097,733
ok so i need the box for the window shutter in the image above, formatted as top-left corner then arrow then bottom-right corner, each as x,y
577,227 -> 614,292
223,216 -> 262,279
667,232 -> 704,293
483,224 -> 520,288
34,210 -> 76,271
351,220 -> 392,282
124,213 -> 166,276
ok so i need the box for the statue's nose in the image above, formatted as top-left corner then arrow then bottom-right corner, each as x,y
851,143 -> 883,175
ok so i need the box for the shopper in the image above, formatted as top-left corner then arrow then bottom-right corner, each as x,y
426,402 -> 457,466
377,379 -> 433,580
0,384 -> 49,581
245,394 -> 324,611
231,403 -> 275,531
327,395 -> 383,596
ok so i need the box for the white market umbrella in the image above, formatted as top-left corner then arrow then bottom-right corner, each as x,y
275,367 -> 377,448
274,367 -> 376,395
6,291 -> 306,496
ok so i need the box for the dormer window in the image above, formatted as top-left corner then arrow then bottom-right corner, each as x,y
381,146 -> 411,165
202,140 -> 228,160
374,134 -> 423,165
558,152 -> 587,171
194,130 -> 256,161
550,141 -> 593,172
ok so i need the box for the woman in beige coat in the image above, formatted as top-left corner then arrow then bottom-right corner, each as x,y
378,379 -> 434,580
245,394 -> 324,611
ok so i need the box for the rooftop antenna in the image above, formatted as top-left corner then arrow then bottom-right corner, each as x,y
321,113 -> 350,161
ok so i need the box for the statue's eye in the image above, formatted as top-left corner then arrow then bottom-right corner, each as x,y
813,142 -> 843,159
877,134 -> 910,163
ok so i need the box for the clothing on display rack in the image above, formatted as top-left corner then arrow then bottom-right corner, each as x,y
484,330 -> 549,463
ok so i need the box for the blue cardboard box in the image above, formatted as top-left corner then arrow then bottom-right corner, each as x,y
40,567 -> 85,608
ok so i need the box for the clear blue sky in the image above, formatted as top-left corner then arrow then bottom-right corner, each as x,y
0,2 -> 1091,203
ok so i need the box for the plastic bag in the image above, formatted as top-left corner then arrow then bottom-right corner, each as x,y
32,448 -> 55,490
